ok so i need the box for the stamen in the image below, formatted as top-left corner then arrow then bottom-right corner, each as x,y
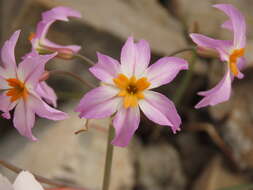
113,74 -> 150,108
229,48 -> 244,76
28,32 -> 36,42
6,78 -> 28,102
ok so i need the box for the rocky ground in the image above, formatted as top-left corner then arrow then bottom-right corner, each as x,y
1,0 -> 253,190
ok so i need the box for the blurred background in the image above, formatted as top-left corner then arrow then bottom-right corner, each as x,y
1,0 -> 253,190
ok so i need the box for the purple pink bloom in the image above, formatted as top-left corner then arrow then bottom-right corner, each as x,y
0,30 -> 68,140
190,4 -> 246,108
0,171 -> 44,190
75,37 -> 188,147
27,6 -> 81,59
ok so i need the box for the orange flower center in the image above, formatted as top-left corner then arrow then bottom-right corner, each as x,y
6,78 -> 28,102
113,74 -> 150,108
28,32 -> 36,42
229,48 -> 244,76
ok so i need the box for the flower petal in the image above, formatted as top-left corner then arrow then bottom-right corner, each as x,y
0,93 -> 17,119
75,86 -> 120,119
36,6 -> 81,39
17,51 -> 56,86
190,33 -> 232,61
134,39 -> 151,77
36,82 -> 57,107
89,52 -> 120,84
221,20 -> 233,31
42,38 -> 81,54
214,4 -> 246,48
0,174 -> 13,190
195,70 -> 232,108
13,171 -> 44,190
29,93 -> 68,121
112,106 -> 140,147
146,57 -> 188,89
13,100 -> 36,141
0,30 -> 20,76
139,91 -> 181,133
120,37 -> 136,77
0,75 -> 9,89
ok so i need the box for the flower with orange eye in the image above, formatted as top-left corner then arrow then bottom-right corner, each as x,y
75,37 -> 188,147
190,4 -> 246,108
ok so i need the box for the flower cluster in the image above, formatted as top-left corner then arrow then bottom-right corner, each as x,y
0,3 -> 247,147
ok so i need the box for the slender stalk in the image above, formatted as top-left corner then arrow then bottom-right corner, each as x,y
75,54 -> 95,66
172,51 -> 197,105
169,47 -> 195,56
0,159 -> 87,190
49,70 -> 96,89
102,123 -> 114,190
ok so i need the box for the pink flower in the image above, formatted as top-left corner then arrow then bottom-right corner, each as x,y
190,4 -> 246,108
27,6 -> 81,59
0,171 -> 44,190
0,30 -> 68,140
75,37 -> 188,147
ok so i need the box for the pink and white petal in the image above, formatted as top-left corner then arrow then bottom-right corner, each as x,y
146,57 -> 188,89
0,93 -> 17,119
89,52 -> 120,84
34,20 -> 52,40
0,174 -> 13,190
13,100 -> 36,141
42,6 -> 81,22
221,20 -> 233,31
237,57 -> 246,70
36,6 -> 81,39
0,75 -> 9,89
112,106 -> 140,147
13,171 -> 43,190
190,33 -> 232,61
42,38 -> 81,54
139,91 -> 181,133
29,93 -> 68,121
17,52 -> 56,85
0,30 -> 20,75
134,39 -> 151,77
214,4 -> 246,48
75,86 -> 120,119
36,82 -> 57,107
196,70 -> 232,108
120,37 -> 136,77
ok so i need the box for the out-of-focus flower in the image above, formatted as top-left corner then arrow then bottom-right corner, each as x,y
75,37 -> 188,147
27,6 -> 81,59
0,171 -> 44,190
0,30 -> 68,140
190,4 -> 246,108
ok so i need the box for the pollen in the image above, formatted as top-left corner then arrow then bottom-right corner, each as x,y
28,32 -> 36,42
113,74 -> 150,108
6,78 -> 28,102
229,48 -> 244,76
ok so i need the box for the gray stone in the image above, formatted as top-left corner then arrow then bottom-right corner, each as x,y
0,103 -> 135,190
132,141 -> 186,190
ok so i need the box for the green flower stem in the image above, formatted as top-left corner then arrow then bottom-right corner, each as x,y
102,123 -> 115,190
75,54 -> 95,66
172,51 -> 197,105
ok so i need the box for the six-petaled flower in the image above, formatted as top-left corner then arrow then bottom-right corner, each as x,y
190,4 -> 246,108
0,30 -> 68,140
26,6 -> 81,60
75,37 -> 188,147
